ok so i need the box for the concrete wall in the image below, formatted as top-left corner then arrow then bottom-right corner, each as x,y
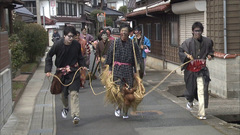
146,56 -> 183,75
208,56 -> 240,98
0,69 -> 12,130
147,56 -> 240,99
0,31 -> 12,130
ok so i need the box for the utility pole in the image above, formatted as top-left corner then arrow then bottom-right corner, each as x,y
100,0 -> 104,10
43,7 -> 45,28
36,0 -> 41,25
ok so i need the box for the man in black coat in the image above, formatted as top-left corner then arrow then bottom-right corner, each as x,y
45,26 -> 87,125
179,22 -> 214,120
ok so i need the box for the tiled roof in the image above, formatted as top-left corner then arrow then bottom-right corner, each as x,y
51,15 -> 92,23
41,16 -> 56,25
14,4 -> 33,17
126,2 -> 170,18
85,5 -> 124,16
1,0 -> 23,4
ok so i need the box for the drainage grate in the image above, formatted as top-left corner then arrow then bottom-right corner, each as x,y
215,114 -> 240,126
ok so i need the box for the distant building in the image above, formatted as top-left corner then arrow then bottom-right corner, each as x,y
14,4 -> 34,23
106,0 -> 126,10
21,0 -> 91,45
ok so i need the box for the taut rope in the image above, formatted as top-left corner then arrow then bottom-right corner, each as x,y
48,55 -> 192,97
143,59 -> 192,97
49,67 -> 83,87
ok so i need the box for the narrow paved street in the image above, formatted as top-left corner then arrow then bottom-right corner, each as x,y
54,49 -> 223,135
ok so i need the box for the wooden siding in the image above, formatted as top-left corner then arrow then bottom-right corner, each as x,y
0,32 -> 10,72
179,12 -> 205,45
207,0 -> 240,54
137,16 -> 164,58
164,14 -> 180,63
136,13 -> 180,64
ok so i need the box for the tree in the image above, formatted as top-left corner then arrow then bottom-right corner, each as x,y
118,6 -> 127,14
90,10 -> 104,36
106,17 -> 113,27
19,23 -> 48,62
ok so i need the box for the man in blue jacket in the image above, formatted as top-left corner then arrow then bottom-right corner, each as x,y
130,26 -> 151,79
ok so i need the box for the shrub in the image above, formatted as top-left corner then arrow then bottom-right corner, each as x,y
13,20 -> 26,36
90,9 -> 104,22
19,23 -> 48,62
106,17 -> 113,27
118,6 -> 127,14
9,34 -> 28,72
90,10 -> 104,36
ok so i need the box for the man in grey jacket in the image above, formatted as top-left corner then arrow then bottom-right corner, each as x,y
179,22 -> 214,120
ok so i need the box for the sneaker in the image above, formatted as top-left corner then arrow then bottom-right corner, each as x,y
186,102 -> 193,110
193,102 -> 199,106
123,115 -> 129,119
61,108 -> 69,118
73,116 -> 80,125
198,116 -> 207,120
114,109 -> 121,117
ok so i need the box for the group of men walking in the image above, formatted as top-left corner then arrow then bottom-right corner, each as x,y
45,21 -> 214,125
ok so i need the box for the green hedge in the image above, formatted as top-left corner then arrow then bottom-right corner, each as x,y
9,34 -> 28,72
19,23 -> 48,62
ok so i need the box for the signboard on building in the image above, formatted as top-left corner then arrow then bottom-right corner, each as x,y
50,0 -> 56,7
97,13 -> 105,22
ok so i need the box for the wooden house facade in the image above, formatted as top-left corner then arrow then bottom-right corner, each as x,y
206,0 -> 240,98
126,0 -> 240,98
0,0 -> 23,130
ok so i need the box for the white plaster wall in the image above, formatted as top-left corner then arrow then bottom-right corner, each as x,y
40,0 -> 51,18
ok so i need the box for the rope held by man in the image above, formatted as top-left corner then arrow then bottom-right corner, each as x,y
48,59 -> 192,96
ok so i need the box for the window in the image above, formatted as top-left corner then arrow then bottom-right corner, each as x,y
57,2 -> 77,16
57,2 -> 64,15
155,23 -> 162,41
24,1 -> 36,15
66,3 -> 69,15
79,4 -> 83,15
169,22 -> 179,46
146,24 -> 151,39
107,2 -> 116,9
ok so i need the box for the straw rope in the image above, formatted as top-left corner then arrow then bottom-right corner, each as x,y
49,67 -> 83,87
143,59 -> 192,97
48,51 -> 192,98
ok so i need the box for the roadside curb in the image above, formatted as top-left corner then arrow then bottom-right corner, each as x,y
12,63 -> 39,111
158,88 -> 240,135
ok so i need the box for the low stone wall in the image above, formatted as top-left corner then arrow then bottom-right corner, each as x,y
207,56 -> 240,98
0,69 -> 12,129
146,56 -> 183,75
147,56 -> 240,99
0,31 -> 12,130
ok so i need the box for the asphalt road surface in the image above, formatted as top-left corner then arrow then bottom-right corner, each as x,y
55,46 -> 223,135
